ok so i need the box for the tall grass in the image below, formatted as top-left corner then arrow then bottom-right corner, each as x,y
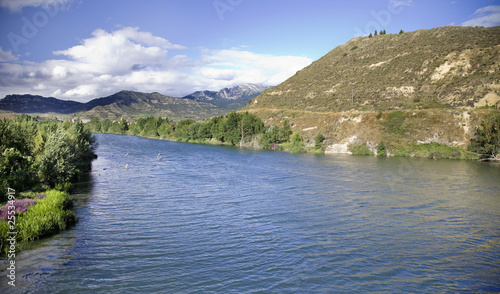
0,190 -> 76,256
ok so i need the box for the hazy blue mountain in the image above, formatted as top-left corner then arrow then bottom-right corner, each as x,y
0,94 -> 83,114
183,84 -> 271,109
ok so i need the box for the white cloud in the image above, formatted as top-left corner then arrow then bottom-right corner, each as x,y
0,0 -> 73,12
53,27 -> 183,75
198,49 -> 312,87
0,47 -> 18,62
0,27 -> 312,102
462,5 -> 500,27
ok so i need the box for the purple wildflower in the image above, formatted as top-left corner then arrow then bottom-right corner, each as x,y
35,194 -> 46,199
0,210 -> 9,220
15,198 -> 36,207
0,198 -> 37,220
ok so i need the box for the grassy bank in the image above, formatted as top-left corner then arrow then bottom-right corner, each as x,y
89,109 -> 499,160
0,190 -> 76,256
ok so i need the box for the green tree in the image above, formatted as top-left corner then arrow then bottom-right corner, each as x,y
210,116 -> 225,141
67,121 -> 96,173
174,119 -> 195,141
101,119 -> 112,133
89,117 -> 101,133
279,119 -> 292,142
399,29 -> 404,34
225,112 -> 242,145
240,112 -> 264,142
119,119 -> 129,134
468,113 -> 500,159
314,132 -> 325,149
37,128 -> 78,186
291,132 -> 303,145
377,141 -> 387,156
0,147 -> 33,202
157,119 -> 172,137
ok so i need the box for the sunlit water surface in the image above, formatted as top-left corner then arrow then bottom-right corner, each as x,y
1,133 -> 499,293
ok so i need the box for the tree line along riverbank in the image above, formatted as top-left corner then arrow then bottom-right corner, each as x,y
87,110 -> 500,160
0,115 -> 97,256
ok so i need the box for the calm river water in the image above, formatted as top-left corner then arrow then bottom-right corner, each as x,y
1,133 -> 499,293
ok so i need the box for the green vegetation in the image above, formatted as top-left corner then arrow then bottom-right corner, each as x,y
88,112 -> 268,147
250,108 -> 497,160
468,112 -> 500,159
349,143 -> 375,156
384,141 -> 479,160
384,111 -> 407,136
287,132 -> 306,153
314,133 -> 326,149
0,115 -> 96,203
0,190 -> 75,256
377,141 -> 387,156
89,113 -> 330,154
0,115 -> 95,256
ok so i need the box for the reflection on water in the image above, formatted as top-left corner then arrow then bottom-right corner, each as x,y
1,134 -> 499,293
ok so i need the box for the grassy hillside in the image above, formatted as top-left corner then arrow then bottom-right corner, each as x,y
246,26 -> 500,112
243,26 -> 500,154
80,91 -> 224,120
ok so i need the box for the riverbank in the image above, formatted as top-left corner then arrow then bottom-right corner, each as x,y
0,115 -> 97,257
95,130 -> 490,161
0,190 -> 76,257
86,109 -> 499,161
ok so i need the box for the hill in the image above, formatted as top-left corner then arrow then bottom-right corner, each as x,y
0,84 -> 267,120
246,26 -> 500,112
80,91 -> 223,120
183,84 -> 270,109
0,91 -> 226,120
0,94 -> 83,114
243,26 -> 500,154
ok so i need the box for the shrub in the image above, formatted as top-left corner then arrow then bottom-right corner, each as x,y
349,143 -> 375,156
377,141 -> 387,156
468,113 -> 500,159
314,133 -> 325,149
1,190 -> 76,255
291,132 -> 304,146
37,128 -> 77,186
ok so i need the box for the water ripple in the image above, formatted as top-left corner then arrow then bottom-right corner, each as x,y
2,134 -> 499,293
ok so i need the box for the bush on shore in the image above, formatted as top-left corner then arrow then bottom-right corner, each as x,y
0,190 -> 76,256
0,115 -> 97,203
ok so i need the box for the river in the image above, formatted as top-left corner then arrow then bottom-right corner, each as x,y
1,133 -> 499,293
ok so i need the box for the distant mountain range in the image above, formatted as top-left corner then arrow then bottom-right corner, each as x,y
0,84 -> 270,120
183,84 -> 271,108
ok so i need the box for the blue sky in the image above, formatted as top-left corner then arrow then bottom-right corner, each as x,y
0,0 -> 499,102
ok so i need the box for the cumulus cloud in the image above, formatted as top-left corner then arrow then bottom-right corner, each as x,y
197,49 -> 312,88
462,5 -> 500,27
53,27 -> 184,75
0,47 -> 18,62
0,0 -> 73,12
0,27 -> 312,102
